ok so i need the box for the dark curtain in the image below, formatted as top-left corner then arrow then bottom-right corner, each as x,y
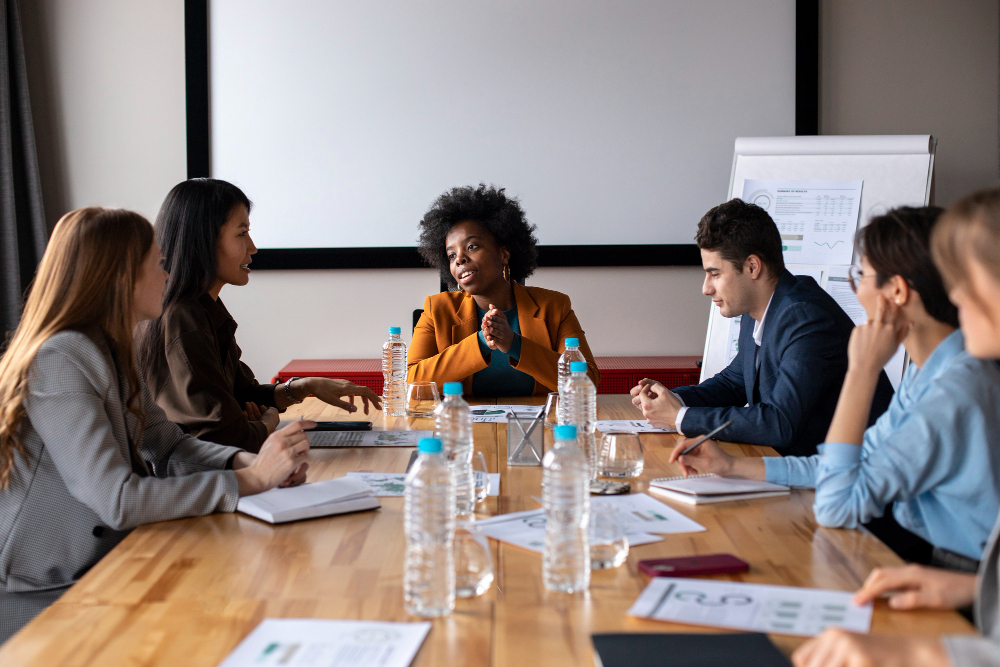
0,0 -> 47,338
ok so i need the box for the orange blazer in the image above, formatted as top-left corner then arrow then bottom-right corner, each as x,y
407,282 -> 600,396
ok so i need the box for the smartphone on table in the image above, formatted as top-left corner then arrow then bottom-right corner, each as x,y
638,554 -> 749,578
305,421 -> 373,431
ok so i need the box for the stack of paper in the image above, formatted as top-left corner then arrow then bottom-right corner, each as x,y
649,474 -> 789,505
237,477 -> 380,524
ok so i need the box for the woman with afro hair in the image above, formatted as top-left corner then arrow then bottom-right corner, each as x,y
409,184 -> 599,396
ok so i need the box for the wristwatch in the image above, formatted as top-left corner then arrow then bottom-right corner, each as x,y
283,377 -> 303,404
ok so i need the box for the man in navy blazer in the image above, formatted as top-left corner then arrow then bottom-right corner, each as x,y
633,199 -> 893,457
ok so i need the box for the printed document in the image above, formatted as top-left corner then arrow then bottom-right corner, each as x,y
470,405 -> 543,423
589,493 -> 706,534
218,618 -> 431,667
477,508 -> 662,553
742,179 -> 863,266
594,420 -> 676,434
346,472 -> 500,497
308,430 -> 432,448
629,577 -> 872,637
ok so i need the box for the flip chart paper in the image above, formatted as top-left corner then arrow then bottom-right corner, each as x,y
742,178 -> 863,266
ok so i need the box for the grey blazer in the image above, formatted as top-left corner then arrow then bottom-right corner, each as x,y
0,330 -> 241,597
944,514 -> 1000,665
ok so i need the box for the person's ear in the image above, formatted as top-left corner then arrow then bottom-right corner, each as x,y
889,275 -> 910,307
499,246 -> 511,266
745,254 -> 763,279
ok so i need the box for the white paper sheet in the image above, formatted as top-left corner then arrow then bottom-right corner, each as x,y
308,430 -> 433,448
346,472 -> 500,498
628,577 -> 872,637
594,420 -> 676,434
823,266 -> 866,325
590,493 -> 706,535
742,178 -> 863,266
476,508 -> 662,553
469,405 -> 543,423
218,618 -> 431,667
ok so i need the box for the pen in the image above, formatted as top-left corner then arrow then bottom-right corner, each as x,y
677,419 -> 734,457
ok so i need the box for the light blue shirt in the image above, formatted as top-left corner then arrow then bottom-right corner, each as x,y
764,330 -> 1000,560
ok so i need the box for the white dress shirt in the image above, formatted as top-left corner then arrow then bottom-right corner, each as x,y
674,293 -> 774,434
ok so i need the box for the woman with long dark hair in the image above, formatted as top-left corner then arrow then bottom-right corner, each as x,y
138,179 -> 380,452
0,207 -> 311,642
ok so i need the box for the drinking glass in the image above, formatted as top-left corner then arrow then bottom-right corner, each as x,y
598,431 -> 644,478
472,451 -> 491,503
589,504 -> 629,569
405,381 -> 440,418
507,410 -> 545,466
454,520 -> 494,597
543,392 -> 560,430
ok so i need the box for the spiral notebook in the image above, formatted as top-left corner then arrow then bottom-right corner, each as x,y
648,473 -> 789,505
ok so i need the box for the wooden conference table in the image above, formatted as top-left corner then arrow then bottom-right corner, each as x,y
1,396 -> 973,665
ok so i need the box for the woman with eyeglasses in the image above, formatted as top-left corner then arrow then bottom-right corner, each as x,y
669,206 -> 1000,572
790,189 -> 1000,667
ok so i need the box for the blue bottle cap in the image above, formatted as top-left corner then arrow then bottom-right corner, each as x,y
418,437 -> 442,453
569,361 -> 588,372
564,337 -> 580,347
388,326 -> 402,334
443,381 -> 463,396
554,424 -> 578,441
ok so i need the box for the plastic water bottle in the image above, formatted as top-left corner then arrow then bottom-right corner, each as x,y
404,437 -> 456,617
382,326 -> 407,416
557,337 -> 586,395
562,361 -> 597,479
435,381 -> 475,517
542,424 -> 590,592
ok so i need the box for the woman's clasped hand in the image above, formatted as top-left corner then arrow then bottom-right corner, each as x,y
233,420 -> 316,495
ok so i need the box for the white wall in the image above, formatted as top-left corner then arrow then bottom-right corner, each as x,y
22,0 -> 1000,378
22,0 -> 187,222
819,0 -> 999,204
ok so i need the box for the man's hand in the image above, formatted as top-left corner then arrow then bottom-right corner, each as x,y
629,378 -> 659,408
852,564 -> 977,611
636,381 -> 682,429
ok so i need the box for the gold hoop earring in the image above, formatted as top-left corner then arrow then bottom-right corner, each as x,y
502,264 -> 510,282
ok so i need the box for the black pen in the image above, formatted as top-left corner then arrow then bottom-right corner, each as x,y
677,419 -> 734,457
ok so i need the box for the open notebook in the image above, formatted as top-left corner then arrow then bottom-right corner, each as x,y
237,477 -> 380,523
649,473 -> 789,505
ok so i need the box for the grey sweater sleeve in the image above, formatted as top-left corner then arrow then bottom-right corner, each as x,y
943,635 -> 1000,666
25,339 -> 239,531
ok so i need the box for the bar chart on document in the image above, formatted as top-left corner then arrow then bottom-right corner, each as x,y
742,179 -> 863,266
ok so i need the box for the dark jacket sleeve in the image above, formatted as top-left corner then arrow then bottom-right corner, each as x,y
673,340 -> 747,409
231,338 -> 278,410
160,328 -> 270,453
678,302 -> 844,451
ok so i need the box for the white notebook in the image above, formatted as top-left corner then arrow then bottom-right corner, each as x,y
237,477 -> 380,524
649,473 -> 789,505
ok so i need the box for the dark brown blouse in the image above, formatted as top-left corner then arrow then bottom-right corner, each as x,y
145,294 -> 277,452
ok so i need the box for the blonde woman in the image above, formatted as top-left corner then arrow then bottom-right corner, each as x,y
0,208 -> 312,643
